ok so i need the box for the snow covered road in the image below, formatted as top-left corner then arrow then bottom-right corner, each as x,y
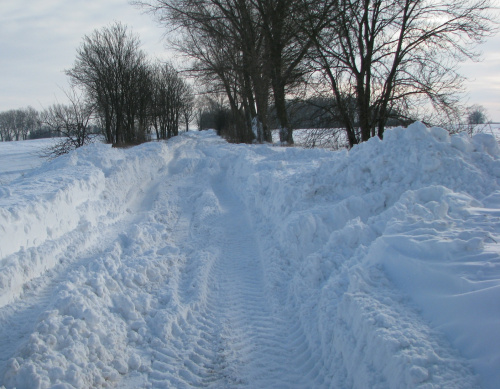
1,124 -> 500,388
0,134 -> 330,388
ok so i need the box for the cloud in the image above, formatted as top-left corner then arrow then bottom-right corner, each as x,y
460,31 -> 500,121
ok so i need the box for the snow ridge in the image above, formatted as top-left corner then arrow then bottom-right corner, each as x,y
0,142 -> 171,307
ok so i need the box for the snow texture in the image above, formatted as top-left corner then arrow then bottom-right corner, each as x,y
0,122 -> 499,388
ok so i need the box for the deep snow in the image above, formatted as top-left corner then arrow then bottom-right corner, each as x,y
0,123 -> 499,388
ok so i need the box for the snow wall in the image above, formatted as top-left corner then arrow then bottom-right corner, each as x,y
222,122 -> 500,388
0,142 -> 172,307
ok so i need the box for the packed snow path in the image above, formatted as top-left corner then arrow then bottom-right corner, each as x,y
143,167 -> 327,388
1,124 -> 500,388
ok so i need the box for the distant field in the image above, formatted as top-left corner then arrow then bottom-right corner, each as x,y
0,138 -> 58,184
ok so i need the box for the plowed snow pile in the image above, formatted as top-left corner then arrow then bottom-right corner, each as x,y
0,122 -> 499,388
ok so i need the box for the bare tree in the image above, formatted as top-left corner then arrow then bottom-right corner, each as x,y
181,86 -> 195,132
457,104 -> 490,136
41,89 -> 94,157
467,104 -> 488,125
66,22 -> 149,145
308,0 -> 497,147
136,0 -> 326,144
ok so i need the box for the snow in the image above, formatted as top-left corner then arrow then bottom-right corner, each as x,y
0,123 -> 499,388
0,138 -> 57,184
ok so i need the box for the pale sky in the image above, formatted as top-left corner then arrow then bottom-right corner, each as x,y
1,0 -> 499,121
0,0 -> 171,112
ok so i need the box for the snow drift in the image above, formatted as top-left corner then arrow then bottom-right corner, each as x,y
0,123 -> 499,388
0,142 -> 172,307
223,123 -> 500,388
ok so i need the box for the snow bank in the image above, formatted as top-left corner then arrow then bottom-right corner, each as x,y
224,122 -> 500,388
1,134 -> 226,388
0,142 -> 172,307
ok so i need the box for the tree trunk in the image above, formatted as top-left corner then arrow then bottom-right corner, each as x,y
357,84 -> 371,142
273,79 -> 293,144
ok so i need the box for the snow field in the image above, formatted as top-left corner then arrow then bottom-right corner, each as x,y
0,138 -> 58,185
0,123 -> 499,388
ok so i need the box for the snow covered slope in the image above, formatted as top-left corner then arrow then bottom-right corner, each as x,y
0,123 -> 499,388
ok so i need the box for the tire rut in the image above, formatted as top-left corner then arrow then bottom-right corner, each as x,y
146,172 -> 330,388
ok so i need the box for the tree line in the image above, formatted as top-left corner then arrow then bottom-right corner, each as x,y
137,0 -> 496,147
0,107 -> 40,141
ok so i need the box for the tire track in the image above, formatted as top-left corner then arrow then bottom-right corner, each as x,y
146,169 -> 330,388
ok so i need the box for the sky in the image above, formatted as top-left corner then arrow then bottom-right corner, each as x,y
0,0 -> 499,121
0,0 -> 172,112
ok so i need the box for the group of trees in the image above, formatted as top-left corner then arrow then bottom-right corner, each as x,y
0,107 -> 40,141
1,23 -> 194,156
150,61 -> 194,139
0,103 -> 99,150
66,22 -> 193,146
138,0 -> 496,146
138,0 -> 317,144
